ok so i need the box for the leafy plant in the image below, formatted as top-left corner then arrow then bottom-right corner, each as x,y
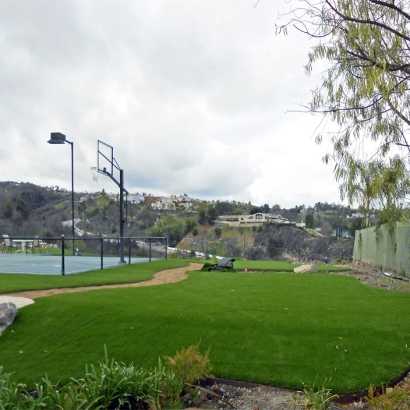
0,366 -> 27,409
291,377 -> 338,409
77,345 -> 161,409
154,359 -> 185,409
165,342 -> 212,387
366,383 -> 410,410
37,376 -> 90,410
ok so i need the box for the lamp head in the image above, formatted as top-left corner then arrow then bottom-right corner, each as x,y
48,132 -> 66,144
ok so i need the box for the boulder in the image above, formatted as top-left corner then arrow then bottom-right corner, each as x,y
0,302 -> 18,334
294,264 -> 317,273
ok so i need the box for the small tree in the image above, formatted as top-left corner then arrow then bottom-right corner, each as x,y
3,200 -> 13,219
198,210 -> 207,225
206,207 -> 218,225
271,204 -> 281,213
305,214 -> 315,229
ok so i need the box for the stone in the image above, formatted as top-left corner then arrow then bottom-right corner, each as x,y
0,302 -> 18,334
294,264 -> 317,273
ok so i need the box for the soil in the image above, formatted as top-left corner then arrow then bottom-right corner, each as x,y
6,261 -> 410,409
332,261 -> 410,293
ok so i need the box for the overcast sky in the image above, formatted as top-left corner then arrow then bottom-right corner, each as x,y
0,0 -> 346,209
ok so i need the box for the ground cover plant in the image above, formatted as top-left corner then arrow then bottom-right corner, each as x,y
0,262 -> 409,395
0,259 -> 188,293
0,343 -> 212,409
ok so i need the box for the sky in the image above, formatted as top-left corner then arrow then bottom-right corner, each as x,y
0,0 -> 346,209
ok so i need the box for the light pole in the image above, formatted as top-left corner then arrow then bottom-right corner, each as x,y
48,132 -> 75,255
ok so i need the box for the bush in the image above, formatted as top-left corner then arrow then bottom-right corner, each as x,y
366,383 -> 410,409
291,378 -> 338,410
165,341 -> 212,387
331,257 -> 350,265
0,344 -> 212,409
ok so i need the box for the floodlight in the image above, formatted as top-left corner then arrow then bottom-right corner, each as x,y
48,132 -> 66,144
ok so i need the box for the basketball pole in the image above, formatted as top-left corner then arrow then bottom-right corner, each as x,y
119,168 -> 125,263
97,140 -> 129,264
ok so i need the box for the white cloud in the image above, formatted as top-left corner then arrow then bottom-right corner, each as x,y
0,0 -> 345,208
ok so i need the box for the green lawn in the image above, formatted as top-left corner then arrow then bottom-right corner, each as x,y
0,260 -> 189,294
0,262 -> 409,394
222,259 -> 350,272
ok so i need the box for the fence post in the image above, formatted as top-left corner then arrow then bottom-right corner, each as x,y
61,235 -> 65,276
165,234 -> 168,260
100,237 -> 104,270
149,237 -> 152,262
128,238 -> 131,264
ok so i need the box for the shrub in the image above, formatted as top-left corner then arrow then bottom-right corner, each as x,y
75,345 -> 161,409
331,257 -> 350,265
291,377 -> 338,410
0,345 -> 210,409
366,384 -> 410,409
165,341 -> 212,387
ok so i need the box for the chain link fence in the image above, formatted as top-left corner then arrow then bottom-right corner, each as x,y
0,235 -> 167,275
354,222 -> 410,277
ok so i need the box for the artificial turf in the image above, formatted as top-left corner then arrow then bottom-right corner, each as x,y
232,260 -> 350,272
0,264 -> 409,394
0,259 -> 189,293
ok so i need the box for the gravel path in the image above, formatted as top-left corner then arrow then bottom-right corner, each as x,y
4,262 -> 203,299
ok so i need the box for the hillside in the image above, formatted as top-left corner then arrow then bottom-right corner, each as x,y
249,224 -> 354,262
0,181 -> 74,238
0,182 -> 354,263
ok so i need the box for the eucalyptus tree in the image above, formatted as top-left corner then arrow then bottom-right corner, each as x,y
279,0 -> 410,219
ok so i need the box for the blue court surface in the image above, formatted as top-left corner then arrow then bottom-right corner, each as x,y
0,254 -> 157,275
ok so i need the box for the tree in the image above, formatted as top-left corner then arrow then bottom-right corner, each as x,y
13,197 -> 30,220
280,0 -> 410,218
321,220 -> 333,236
206,207 -> 218,225
271,204 -> 281,213
233,208 -> 246,215
348,217 -> 364,237
3,200 -> 13,219
249,207 -> 262,215
340,155 -> 410,225
225,238 -> 238,257
78,202 -> 87,219
184,217 -> 197,234
198,210 -> 207,225
305,213 -> 315,229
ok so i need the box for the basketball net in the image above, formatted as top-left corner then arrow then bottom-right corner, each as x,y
91,167 -> 98,182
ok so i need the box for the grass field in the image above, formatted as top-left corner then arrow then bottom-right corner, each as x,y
0,260 -> 409,394
232,260 -> 350,272
0,259 -> 189,293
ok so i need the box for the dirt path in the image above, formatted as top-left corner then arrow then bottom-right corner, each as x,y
7,262 -> 203,299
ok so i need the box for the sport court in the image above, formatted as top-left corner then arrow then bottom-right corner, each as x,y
0,254 -> 156,275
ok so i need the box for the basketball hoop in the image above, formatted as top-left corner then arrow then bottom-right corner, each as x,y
91,167 -> 98,182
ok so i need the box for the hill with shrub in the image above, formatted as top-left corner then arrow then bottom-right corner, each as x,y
0,182 -> 354,262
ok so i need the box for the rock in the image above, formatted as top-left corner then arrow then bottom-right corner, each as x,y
0,302 -> 18,334
294,264 -> 317,273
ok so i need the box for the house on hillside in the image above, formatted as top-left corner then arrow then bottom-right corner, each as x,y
216,212 -> 290,227
144,195 -> 162,203
151,197 -> 176,211
128,193 -> 144,203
